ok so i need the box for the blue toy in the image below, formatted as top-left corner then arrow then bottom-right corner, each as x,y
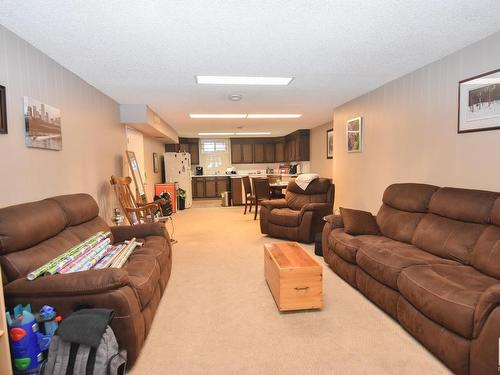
6,304 -> 59,374
37,305 -> 61,337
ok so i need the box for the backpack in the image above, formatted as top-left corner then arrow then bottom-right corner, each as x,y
42,309 -> 126,375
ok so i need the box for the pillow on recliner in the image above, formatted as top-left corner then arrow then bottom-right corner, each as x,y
340,207 -> 380,235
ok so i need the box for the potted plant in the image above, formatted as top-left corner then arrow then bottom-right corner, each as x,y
177,188 -> 187,210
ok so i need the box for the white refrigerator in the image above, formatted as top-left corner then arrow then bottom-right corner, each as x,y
164,152 -> 192,209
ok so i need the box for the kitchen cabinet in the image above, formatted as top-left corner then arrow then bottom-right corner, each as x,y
231,140 -> 254,164
230,131 -> 309,164
194,178 -> 205,198
242,144 -> 253,163
285,130 -> 309,162
264,143 -> 275,163
216,177 -> 229,195
231,178 -> 243,205
192,176 -> 230,199
231,143 -> 243,164
274,142 -> 285,162
205,177 -> 217,198
165,138 -> 200,165
253,143 -> 265,163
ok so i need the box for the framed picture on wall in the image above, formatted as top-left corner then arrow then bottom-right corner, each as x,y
326,128 -> 333,159
153,152 -> 159,173
24,96 -> 62,150
346,116 -> 363,153
0,85 -> 7,134
458,68 -> 500,133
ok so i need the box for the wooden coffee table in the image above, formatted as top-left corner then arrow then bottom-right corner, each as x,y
264,242 -> 323,311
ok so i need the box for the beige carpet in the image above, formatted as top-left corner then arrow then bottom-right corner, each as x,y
129,201 -> 450,375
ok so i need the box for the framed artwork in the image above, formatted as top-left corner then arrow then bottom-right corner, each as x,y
326,128 -> 333,159
0,85 -> 6,134
458,68 -> 500,133
346,117 -> 363,153
153,152 -> 159,173
24,96 -> 62,150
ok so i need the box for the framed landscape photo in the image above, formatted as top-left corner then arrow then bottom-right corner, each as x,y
458,68 -> 500,133
326,128 -> 333,159
0,85 -> 6,134
346,117 -> 363,153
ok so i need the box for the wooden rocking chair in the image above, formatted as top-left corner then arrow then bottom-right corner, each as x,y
110,175 -> 162,225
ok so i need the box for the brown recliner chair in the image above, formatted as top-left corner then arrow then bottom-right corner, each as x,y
259,178 -> 334,243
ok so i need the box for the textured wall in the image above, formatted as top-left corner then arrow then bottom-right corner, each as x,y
333,31 -> 500,213
309,121 -> 333,179
143,135 -> 166,200
0,25 -> 126,222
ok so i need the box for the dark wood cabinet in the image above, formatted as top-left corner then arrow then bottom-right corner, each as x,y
231,143 -> 243,163
285,130 -> 309,162
275,142 -> 285,162
194,178 -> 205,198
204,177 -> 217,198
264,143 -> 275,163
242,143 -> 253,163
231,178 -> 243,205
230,131 -> 309,164
188,143 -> 199,165
216,177 -> 228,195
253,143 -> 265,163
165,138 -> 200,165
193,176 -> 230,199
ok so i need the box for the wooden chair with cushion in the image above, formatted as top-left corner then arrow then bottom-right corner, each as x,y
252,177 -> 271,220
110,175 -> 162,225
242,176 -> 256,215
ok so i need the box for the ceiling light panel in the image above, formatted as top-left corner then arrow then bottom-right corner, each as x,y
236,132 -> 272,135
190,114 -> 246,119
198,132 -> 235,136
247,114 -> 302,119
196,76 -> 293,85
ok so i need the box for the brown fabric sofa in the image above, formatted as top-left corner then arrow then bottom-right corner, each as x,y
322,183 -> 500,375
260,178 -> 334,243
0,194 -> 172,367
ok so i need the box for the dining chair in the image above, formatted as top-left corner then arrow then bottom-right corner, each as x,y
242,176 -> 255,215
252,177 -> 271,220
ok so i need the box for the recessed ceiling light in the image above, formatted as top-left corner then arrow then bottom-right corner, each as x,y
236,132 -> 272,135
196,76 -> 294,85
198,132 -> 235,136
190,114 -> 246,119
247,114 -> 302,119
229,94 -> 242,101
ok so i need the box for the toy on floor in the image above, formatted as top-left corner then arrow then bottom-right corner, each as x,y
6,304 -> 61,374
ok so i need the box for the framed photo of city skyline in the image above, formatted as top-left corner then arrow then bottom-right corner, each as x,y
24,96 -> 62,150
0,85 -> 7,134
458,68 -> 500,133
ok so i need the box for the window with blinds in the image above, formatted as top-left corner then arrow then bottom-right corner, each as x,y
201,140 -> 227,153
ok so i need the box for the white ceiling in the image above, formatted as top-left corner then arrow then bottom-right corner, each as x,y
1,1 -> 500,137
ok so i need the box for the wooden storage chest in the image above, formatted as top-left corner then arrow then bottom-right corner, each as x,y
264,242 -> 322,311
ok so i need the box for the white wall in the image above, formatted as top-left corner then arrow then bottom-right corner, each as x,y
309,121 -> 333,178
333,31 -> 500,213
0,25 -> 126,222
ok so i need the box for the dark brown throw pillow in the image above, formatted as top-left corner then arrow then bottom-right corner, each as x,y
340,207 -> 380,235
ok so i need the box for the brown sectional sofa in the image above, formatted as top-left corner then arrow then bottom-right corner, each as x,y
322,183 -> 500,375
260,178 -> 334,243
0,193 -> 172,366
